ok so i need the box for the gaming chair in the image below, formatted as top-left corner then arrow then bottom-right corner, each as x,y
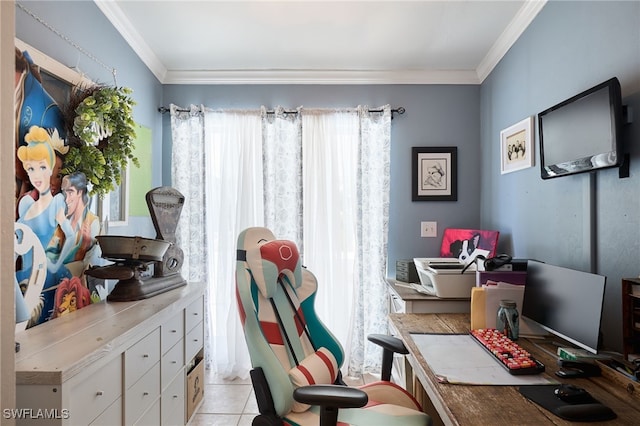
236,227 -> 431,426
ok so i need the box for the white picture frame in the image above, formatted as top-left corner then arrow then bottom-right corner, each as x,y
99,164 -> 130,227
500,116 -> 535,174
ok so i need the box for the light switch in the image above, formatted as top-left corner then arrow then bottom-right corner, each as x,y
421,221 -> 437,238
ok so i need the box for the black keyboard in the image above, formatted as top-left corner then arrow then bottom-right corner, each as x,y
471,328 -> 545,375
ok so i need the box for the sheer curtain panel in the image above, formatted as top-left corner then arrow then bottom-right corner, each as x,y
171,105 -> 261,379
262,106 -> 303,250
170,104 -> 392,379
300,109 -> 359,369
348,106 -> 392,375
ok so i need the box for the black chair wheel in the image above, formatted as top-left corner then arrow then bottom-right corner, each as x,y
252,414 -> 282,426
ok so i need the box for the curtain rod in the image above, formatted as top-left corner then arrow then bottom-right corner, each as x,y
158,106 -> 406,117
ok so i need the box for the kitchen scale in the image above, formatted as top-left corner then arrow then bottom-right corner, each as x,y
86,187 -> 187,301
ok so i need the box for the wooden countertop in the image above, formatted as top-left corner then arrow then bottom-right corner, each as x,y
15,282 -> 204,385
389,313 -> 640,425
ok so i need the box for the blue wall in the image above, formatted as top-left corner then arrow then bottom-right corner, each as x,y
13,1 -> 640,351
162,84 -> 482,270
480,0 -> 640,351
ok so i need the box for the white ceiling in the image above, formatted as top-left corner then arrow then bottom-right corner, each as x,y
95,0 -> 547,85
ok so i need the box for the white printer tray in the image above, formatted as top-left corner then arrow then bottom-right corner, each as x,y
413,258 -> 476,298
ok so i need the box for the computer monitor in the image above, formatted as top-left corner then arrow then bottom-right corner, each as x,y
522,260 -> 606,354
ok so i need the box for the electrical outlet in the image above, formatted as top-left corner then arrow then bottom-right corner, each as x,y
421,221 -> 437,238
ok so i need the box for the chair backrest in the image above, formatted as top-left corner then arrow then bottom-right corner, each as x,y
236,227 -> 344,416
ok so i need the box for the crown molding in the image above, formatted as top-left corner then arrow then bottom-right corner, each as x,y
162,69 -> 481,85
476,0 -> 547,83
94,0 -> 167,83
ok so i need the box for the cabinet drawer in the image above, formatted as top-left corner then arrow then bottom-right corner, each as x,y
162,338 -> 184,391
125,362 -> 160,425
161,369 -> 186,426
185,297 -> 204,333
186,320 -> 204,362
161,311 -> 184,355
89,397 -> 122,426
69,355 -> 122,425
135,398 -> 161,426
125,328 -> 161,388
390,293 -> 406,314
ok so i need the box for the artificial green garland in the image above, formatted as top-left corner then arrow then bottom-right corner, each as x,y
62,85 -> 139,198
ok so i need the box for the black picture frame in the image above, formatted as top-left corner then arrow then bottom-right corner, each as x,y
412,146 -> 457,201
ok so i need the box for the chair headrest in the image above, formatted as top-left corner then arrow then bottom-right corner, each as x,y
238,227 -> 303,298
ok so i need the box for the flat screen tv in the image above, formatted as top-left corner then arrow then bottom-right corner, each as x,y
538,77 -> 623,179
522,260 -> 606,354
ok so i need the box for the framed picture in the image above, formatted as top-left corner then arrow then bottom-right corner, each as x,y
99,164 -> 129,227
412,147 -> 457,201
500,116 -> 534,174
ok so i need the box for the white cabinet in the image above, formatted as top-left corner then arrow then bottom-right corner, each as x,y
15,283 -> 204,426
125,328 -> 161,389
161,371 -> 186,426
125,362 -> 160,425
160,310 -> 187,425
68,355 -> 122,425
89,398 -> 122,426
386,279 -> 470,388
161,339 -> 184,391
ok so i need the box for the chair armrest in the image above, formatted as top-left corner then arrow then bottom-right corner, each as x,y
294,385 -> 368,426
368,334 -> 409,355
368,334 -> 408,382
293,384 -> 368,409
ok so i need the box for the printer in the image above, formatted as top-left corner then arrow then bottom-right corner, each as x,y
413,257 -> 477,298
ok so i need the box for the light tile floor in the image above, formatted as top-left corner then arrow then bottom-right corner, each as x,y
189,369 -> 379,426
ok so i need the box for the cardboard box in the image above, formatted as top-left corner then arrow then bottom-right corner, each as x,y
187,355 -> 204,420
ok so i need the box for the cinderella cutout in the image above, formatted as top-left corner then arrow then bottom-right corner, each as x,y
15,46 -> 105,328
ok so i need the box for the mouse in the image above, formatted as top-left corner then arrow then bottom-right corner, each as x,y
554,384 -> 593,404
554,403 -> 616,422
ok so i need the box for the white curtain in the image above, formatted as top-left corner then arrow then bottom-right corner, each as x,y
171,104 -> 391,378
262,106 -> 303,250
300,109 -> 360,370
171,105 -> 260,378
349,106 -> 392,375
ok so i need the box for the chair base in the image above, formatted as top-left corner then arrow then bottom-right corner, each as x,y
252,414 -> 282,426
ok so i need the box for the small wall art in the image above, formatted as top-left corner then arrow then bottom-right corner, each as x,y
500,116 -> 534,174
412,147 -> 457,201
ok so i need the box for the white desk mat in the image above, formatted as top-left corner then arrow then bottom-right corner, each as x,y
410,333 -> 558,386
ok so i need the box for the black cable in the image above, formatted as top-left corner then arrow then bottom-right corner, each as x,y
278,277 -> 317,351
269,298 -> 300,366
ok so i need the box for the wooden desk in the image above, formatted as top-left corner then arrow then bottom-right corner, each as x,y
389,313 -> 640,425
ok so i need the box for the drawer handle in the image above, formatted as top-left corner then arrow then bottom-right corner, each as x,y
172,360 -> 177,364
143,354 -> 149,358
171,329 -> 177,333
173,395 -> 178,399
96,391 -> 104,396
143,392 -> 149,396
193,339 -> 199,342
193,312 -> 199,316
